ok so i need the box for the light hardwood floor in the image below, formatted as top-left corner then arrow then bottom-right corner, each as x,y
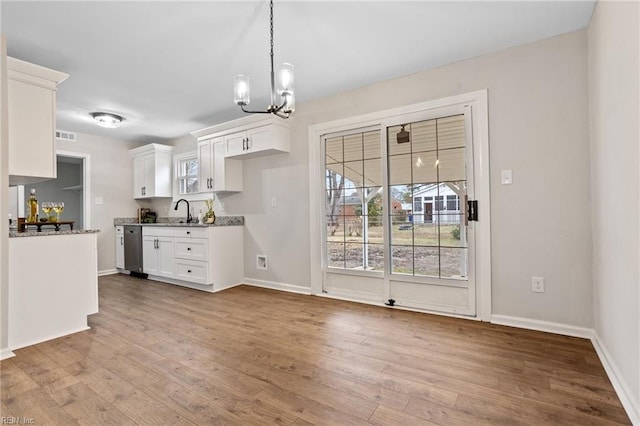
1,274 -> 631,425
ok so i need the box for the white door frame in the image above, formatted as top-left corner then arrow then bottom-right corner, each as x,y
56,150 -> 91,229
308,90 -> 492,321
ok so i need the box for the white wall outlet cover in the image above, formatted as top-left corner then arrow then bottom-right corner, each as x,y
532,276 -> 545,293
501,169 -> 513,185
271,197 -> 277,208
95,197 -> 104,205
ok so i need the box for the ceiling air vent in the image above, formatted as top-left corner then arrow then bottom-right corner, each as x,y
55,130 -> 77,142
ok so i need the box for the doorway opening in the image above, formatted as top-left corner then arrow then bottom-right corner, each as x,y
14,151 -> 90,229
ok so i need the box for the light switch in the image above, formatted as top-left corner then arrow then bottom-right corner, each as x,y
501,170 -> 513,185
95,197 -> 104,205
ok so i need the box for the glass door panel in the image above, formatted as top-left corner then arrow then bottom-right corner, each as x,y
387,114 -> 469,280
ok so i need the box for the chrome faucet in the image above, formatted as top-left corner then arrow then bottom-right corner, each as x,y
174,199 -> 192,223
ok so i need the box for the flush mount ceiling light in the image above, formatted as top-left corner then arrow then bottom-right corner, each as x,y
90,112 -> 124,128
233,0 -> 294,119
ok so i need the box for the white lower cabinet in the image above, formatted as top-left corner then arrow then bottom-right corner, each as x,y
141,225 -> 243,292
115,226 -> 125,270
142,228 -> 175,278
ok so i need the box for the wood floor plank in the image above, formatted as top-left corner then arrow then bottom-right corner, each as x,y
369,405 -> 440,426
0,274 -> 630,425
0,358 -> 40,400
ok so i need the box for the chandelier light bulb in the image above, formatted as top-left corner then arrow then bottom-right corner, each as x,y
278,63 -> 294,95
233,74 -> 250,106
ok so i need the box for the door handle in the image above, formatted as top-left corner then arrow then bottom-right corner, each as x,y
120,236 -> 123,245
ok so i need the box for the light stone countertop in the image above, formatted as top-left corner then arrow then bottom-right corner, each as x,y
9,229 -> 100,238
113,216 -> 244,227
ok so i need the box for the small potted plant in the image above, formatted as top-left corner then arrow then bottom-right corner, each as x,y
204,198 -> 216,224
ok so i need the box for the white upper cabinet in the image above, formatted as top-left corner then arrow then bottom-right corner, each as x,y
129,143 -> 174,199
224,124 -> 290,158
7,57 -> 68,185
197,137 -> 242,193
192,116 -> 291,161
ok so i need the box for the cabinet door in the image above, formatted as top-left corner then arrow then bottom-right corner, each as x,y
225,131 -> 248,157
142,236 -> 159,274
115,230 -> 125,269
245,125 -> 271,153
213,140 -> 242,192
157,237 -> 175,278
8,79 -> 56,180
133,156 -> 146,198
143,155 -> 156,196
197,140 -> 214,191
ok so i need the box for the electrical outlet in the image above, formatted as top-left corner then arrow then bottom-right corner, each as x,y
271,197 -> 277,208
95,197 -> 104,205
532,276 -> 545,293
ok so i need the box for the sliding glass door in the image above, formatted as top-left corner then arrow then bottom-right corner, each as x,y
322,105 -> 476,315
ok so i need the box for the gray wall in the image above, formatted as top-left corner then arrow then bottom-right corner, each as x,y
149,30 -> 595,330
237,30 -> 594,327
588,0 -> 639,416
28,160 -> 83,228
56,133 -> 142,272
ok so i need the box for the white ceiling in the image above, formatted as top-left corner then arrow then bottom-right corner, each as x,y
1,1 -> 595,143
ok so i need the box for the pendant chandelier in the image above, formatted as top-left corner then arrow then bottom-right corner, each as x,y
233,0 -> 294,119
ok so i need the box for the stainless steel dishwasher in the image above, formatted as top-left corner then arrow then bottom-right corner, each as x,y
124,225 -> 145,276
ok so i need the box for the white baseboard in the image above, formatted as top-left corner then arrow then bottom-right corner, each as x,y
243,278 -> 311,295
1,347 -> 15,360
98,268 -> 118,277
591,332 -> 640,425
490,314 -> 593,339
9,325 -> 91,352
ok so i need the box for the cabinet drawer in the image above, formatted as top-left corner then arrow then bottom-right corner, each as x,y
174,228 -> 207,239
174,239 -> 208,261
142,227 -> 175,237
175,260 -> 208,284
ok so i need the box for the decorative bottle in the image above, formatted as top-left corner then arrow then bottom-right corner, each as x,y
27,188 -> 38,223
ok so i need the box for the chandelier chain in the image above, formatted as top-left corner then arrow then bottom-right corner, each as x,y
269,0 -> 275,107
270,0 -> 274,58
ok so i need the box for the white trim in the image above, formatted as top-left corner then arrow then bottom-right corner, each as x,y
591,332 -> 640,425
1,348 -> 15,360
321,288 -> 383,305
491,314 -> 593,339
56,150 -> 91,229
308,90 -> 491,319
172,151 -> 209,202
10,326 -> 90,352
98,269 -> 118,277
243,278 -> 311,295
